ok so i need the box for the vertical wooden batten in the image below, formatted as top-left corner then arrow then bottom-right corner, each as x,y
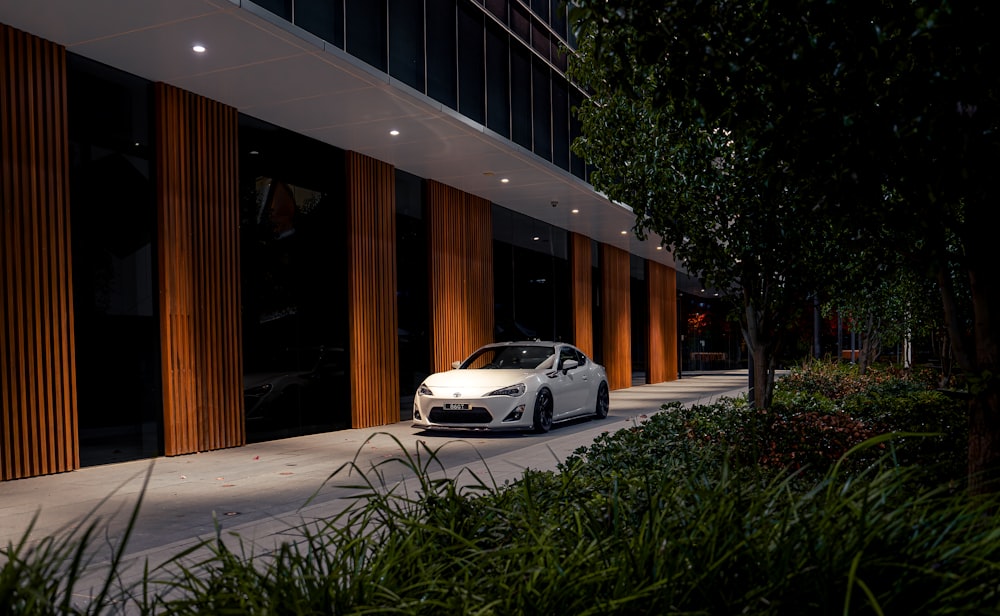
0,25 -> 78,480
570,233 -> 593,357
600,243 -> 632,390
426,181 -> 494,372
647,260 -> 678,383
154,83 -> 243,456
346,151 -> 400,428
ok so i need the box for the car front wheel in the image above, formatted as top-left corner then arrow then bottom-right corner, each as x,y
532,388 -> 553,433
595,381 -> 609,419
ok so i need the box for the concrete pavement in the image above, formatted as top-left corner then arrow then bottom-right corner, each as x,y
0,371 -> 748,605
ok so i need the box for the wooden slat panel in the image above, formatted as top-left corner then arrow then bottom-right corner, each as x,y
570,233 -> 593,357
0,25 -> 78,480
346,151 -> 400,428
154,83 -> 243,456
427,180 -> 494,372
600,243 -> 632,390
647,260 -> 678,383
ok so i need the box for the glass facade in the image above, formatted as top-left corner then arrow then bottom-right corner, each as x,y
238,115 -> 351,442
630,254 -> 648,384
396,170 -> 430,407
68,54 -> 163,466
679,293 -> 744,373
260,0 -> 587,179
492,205 -> 571,343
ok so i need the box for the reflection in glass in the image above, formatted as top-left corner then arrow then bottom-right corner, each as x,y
239,118 -> 350,442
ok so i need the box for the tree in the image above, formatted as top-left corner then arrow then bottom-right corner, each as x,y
569,27 -> 845,409
569,1 -> 1000,492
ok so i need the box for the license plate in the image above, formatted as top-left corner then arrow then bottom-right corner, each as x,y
443,403 -> 469,410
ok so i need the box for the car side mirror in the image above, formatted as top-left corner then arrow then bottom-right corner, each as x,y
561,359 -> 579,373
451,361 -> 462,369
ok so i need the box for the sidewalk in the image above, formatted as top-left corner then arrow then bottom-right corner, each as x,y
0,371 -> 748,603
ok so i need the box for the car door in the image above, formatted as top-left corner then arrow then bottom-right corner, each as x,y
549,345 -> 591,417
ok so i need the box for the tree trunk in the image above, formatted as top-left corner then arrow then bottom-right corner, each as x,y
968,388 -> 1000,495
751,345 -> 775,408
858,313 -> 881,375
742,300 -> 778,409
943,210 -> 1000,494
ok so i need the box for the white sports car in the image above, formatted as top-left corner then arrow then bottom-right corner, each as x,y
412,341 -> 610,433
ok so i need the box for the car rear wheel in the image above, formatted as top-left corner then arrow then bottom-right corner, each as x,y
532,388 -> 553,433
595,381 -> 609,419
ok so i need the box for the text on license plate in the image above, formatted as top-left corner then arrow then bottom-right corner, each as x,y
444,403 -> 470,410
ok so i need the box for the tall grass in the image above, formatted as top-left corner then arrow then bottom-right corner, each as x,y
1,465 -> 152,614
123,434 -> 999,615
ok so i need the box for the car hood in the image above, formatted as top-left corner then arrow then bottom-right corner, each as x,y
422,369 -> 539,395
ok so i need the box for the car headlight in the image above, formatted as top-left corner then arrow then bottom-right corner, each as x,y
417,383 -> 434,396
486,383 -> 526,397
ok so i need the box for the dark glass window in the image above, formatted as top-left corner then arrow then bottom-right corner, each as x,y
552,75 -> 569,170
510,2 -> 530,41
68,54 -> 162,467
239,114 -> 350,442
485,21 -> 510,137
493,206 -> 570,342
257,0 -> 292,20
396,170 -> 429,405
552,39 -> 567,72
458,0 -> 485,124
550,0 -> 567,41
510,43 -> 531,149
296,0 -> 343,48
532,56 -> 551,160
530,0 -> 548,22
531,17 -> 549,59
426,0 -> 458,109
345,0 -> 387,71
631,255 -> 648,382
389,0 -> 425,91
486,0 -> 507,22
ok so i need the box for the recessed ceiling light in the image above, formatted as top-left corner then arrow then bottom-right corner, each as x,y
389,129 -> 399,136
500,178 -> 510,183
656,246 -> 662,250
533,236 -> 540,241
620,230 -> 628,235
571,208 -> 579,214
192,44 -> 206,53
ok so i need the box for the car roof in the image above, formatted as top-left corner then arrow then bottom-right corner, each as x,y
481,340 -> 566,348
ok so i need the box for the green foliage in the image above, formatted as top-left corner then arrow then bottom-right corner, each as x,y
771,360 -> 968,482
1,368 -> 990,615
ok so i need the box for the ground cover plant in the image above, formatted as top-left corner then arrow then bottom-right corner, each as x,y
2,361 -> 996,614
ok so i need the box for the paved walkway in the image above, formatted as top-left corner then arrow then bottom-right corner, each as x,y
0,371 -> 748,606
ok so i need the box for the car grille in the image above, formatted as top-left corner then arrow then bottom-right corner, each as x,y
428,407 -> 493,424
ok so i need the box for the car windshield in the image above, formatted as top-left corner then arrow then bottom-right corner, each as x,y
460,345 -> 555,370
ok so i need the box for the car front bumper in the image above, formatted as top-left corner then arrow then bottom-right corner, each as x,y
412,396 -> 532,430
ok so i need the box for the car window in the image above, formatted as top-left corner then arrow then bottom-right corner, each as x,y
462,345 -> 554,369
558,347 -> 578,369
